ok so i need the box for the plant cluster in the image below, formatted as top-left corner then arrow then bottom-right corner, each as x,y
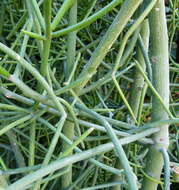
0,0 -> 178,190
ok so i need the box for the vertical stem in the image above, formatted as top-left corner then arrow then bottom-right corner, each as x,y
142,0 -> 170,189
40,0 -> 52,83
15,19 -> 33,77
25,0 -> 43,58
129,19 -> 150,119
160,148 -> 170,190
28,120 -> 36,190
7,131 -> 26,168
29,121 -> 36,167
61,1 -> 77,189
65,1 -> 77,80
111,160 -> 122,190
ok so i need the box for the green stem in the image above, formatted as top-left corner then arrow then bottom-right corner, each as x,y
31,0 -> 45,31
40,0 -> 52,83
51,0 -> 76,31
6,12 -> 27,40
80,182 -> 124,190
0,66 -> 10,78
21,30 -> 46,40
160,148 -> 170,190
62,1 -> 77,188
25,0 -> 43,58
137,34 -> 152,82
135,61 -> 173,118
80,63 -> 135,96
75,0 -> 142,92
29,120 -> 36,167
15,19 -> 33,77
142,0 -> 170,189
33,116 -> 66,190
0,114 -> 32,136
129,19 -> 149,120
6,131 -> 26,168
137,83 -> 148,124
39,118 -> 124,177
112,76 -> 138,123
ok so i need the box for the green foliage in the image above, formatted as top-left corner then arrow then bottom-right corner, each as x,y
0,0 -> 178,190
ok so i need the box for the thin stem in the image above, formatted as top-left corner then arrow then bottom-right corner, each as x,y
28,120 -> 36,169
160,148 -> 170,190
33,116 -> 66,190
129,19 -> 150,122
25,0 -> 43,58
80,182 -> 125,190
31,0 -> 45,31
38,117 -> 124,176
135,61 -> 173,118
0,114 -> 32,136
51,0 -> 76,31
112,76 -> 138,124
21,30 -> 46,40
6,12 -> 27,40
40,0 -> 52,83
137,34 -> 152,82
15,19 -> 33,77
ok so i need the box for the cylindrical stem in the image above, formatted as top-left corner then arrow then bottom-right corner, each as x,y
62,1 -> 77,188
142,0 -> 170,189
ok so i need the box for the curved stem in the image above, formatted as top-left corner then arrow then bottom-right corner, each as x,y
40,0 -> 52,83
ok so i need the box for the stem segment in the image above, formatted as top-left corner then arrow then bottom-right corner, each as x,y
62,1 -> 77,188
142,0 -> 170,189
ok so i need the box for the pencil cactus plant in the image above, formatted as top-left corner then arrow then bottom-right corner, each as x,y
0,0 -> 178,190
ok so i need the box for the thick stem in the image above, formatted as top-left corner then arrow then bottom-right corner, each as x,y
65,1 -> 77,80
75,0 -> 142,92
142,0 -> 170,189
40,0 -> 52,83
61,1 -> 77,188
